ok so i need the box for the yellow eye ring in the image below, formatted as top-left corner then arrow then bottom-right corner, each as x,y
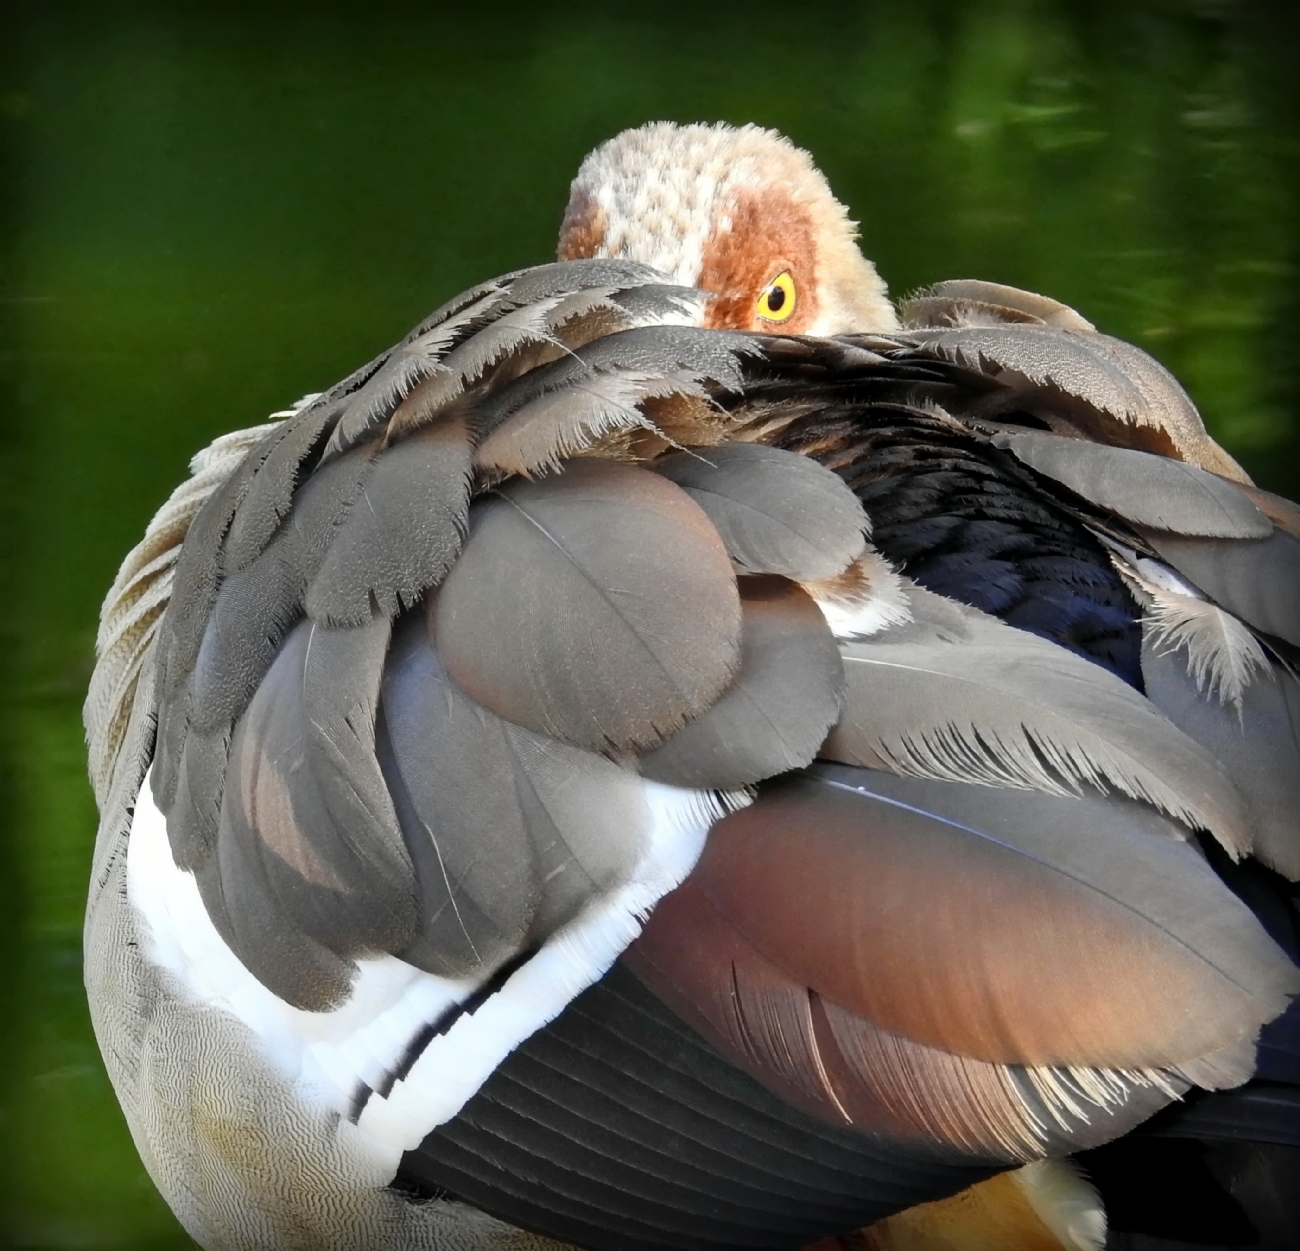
756,270 -> 797,323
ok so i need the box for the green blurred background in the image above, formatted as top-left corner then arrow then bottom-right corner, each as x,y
3,0 -> 1300,1245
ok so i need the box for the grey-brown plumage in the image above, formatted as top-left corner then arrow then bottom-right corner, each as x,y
432,460 -> 742,754
825,585 -> 1253,857
640,764 -> 1294,1075
1143,638 -> 1300,880
900,279 -> 1098,333
189,442 -> 382,731
653,442 -> 869,580
150,266 -> 720,914
1144,529 -> 1300,648
380,613 -> 649,981
472,324 -> 762,476
84,149 -> 1300,1251
305,420 -> 474,626
639,577 -> 844,789
323,260 -> 706,454
990,430 -> 1273,539
202,613 -> 415,1011
894,279 -> 1249,483
161,443 -> 383,865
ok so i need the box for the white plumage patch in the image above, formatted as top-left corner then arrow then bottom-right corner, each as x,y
1011,1159 -> 1108,1251
808,549 -> 912,641
126,765 -> 743,1169
1105,535 -> 1270,709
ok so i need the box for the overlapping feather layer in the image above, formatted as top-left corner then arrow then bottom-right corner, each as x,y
92,262 -> 1300,1238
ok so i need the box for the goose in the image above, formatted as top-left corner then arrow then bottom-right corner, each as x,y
83,122 -> 1300,1251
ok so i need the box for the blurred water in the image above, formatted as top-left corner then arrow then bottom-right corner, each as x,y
3,1 -> 1299,1245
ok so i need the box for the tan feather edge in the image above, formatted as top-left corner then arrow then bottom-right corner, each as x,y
84,415 -> 288,807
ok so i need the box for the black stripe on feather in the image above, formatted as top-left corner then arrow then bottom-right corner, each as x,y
394,962 -> 996,1251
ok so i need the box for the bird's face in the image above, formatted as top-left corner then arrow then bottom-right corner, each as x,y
558,121 -> 900,336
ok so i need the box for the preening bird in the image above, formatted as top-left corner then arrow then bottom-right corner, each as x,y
84,122 -> 1300,1251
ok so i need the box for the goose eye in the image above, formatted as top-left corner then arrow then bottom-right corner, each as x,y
756,271 -> 797,323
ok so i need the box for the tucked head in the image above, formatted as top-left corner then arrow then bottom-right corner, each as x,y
559,121 -> 899,335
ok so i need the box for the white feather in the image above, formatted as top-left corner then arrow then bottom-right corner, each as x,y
1104,535 -> 1270,710
356,782 -> 746,1153
1144,588 -> 1269,711
1011,1159 -> 1107,1251
807,549 -> 912,640
127,766 -> 745,1171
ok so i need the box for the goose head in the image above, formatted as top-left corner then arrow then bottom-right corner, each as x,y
558,121 -> 900,335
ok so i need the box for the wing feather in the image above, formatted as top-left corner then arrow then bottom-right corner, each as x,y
667,765 -> 1296,1072
824,585 -> 1252,855
1144,637 -> 1300,880
195,613 -> 416,1011
379,612 -> 653,980
639,577 -> 844,789
1144,529 -> 1300,648
991,430 -> 1271,539
433,459 -> 741,753
653,442 -> 869,581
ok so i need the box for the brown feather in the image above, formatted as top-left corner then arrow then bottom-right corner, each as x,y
432,459 -> 741,753
901,281 -> 1096,332
639,576 -> 844,789
676,767 -> 1296,1070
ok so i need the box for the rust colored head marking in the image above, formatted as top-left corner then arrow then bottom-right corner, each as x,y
698,188 -> 820,334
556,122 -> 900,334
558,188 -> 607,261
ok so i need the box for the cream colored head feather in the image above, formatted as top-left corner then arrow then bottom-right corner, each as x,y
559,121 -> 899,335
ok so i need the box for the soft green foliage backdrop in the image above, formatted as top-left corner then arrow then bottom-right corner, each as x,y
3,1 -> 1299,1245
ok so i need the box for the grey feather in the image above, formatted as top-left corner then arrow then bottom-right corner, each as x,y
1136,585 -> 1270,709
152,443 -> 267,810
432,459 -> 742,753
164,723 -> 232,870
153,405 -> 344,809
1238,482 -> 1300,536
1143,529 -> 1300,647
378,613 -> 648,981
201,614 -> 417,1011
220,397 -> 350,575
495,258 -> 670,305
604,281 -> 708,326
324,288 -> 512,455
185,442 -> 382,735
910,326 -> 1182,428
903,323 -> 1251,481
185,549 -> 307,738
473,324 -> 760,445
305,420 -> 473,626
902,280 -> 1097,331
394,294 -> 580,423
195,817 -> 360,1015
639,577 -> 844,789
88,418 -> 275,807
474,365 -> 709,477
823,585 -> 1253,856
1144,641 -> 1300,880
324,264 -> 694,462
992,430 -> 1272,538
653,443 -> 869,581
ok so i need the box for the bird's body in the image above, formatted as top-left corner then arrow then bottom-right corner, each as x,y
84,124 -> 1300,1251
